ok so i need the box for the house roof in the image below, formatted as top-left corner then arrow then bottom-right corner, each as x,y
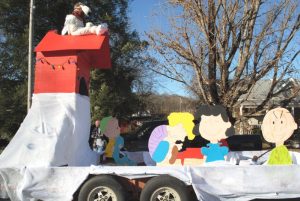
239,79 -> 300,106
35,30 -> 111,69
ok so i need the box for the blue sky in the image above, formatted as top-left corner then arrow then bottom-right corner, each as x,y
128,0 -> 190,97
128,0 -> 165,39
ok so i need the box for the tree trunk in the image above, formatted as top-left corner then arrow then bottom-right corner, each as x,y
207,0 -> 219,104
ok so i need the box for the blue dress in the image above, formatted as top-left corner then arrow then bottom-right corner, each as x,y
152,141 -> 169,163
201,143 -> 228,162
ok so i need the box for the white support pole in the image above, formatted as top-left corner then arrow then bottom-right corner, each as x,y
27,0 -> 35,112
239,105 -> 243,134
239,105 -> 243,116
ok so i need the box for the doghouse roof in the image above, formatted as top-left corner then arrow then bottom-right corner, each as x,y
35,30 -> 111,69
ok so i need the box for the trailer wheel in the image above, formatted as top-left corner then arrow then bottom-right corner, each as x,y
140,175 -> 190,201
78,175 -> 125,201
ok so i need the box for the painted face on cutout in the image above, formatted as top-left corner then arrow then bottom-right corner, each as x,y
262,108 -> 297,146
199,114 -> 231,143
166,123 -> 187,150
104,118 -> 120,138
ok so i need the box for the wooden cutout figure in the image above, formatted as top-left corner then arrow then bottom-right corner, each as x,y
176,148 -> 204,165
148,112 -> 193,166
148,125 -> 169,163
101,116 -> 117,158
261,108 -> 297,165
113,136 -> 136,166
168,112 -> 195,140
165,123 -> 187,165
198,105 -> 233,163
101,116 -> 135,165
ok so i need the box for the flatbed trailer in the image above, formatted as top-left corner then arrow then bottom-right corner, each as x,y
1,151 -> 300,201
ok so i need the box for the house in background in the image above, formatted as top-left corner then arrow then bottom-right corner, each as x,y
234,78 -> 300,134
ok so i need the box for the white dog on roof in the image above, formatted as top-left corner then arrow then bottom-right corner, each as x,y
61,2 -> 108,36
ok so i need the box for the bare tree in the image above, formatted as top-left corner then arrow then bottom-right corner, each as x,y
148,0 -> 300,123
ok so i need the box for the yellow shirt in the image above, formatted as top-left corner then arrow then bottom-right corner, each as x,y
105,138 -> 115,158
268,145 -> 292,165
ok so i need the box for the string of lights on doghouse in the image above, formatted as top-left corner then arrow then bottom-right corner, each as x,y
36,57 -> 78,70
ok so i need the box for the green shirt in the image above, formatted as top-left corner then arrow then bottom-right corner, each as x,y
268,145 -> 292,165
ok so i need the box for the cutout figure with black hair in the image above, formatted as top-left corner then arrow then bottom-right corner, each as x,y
261,108 -> 297,165
198,105 -> 234,163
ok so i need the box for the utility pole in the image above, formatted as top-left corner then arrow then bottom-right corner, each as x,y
27,0 -> 35,112
179,97 -> 182,112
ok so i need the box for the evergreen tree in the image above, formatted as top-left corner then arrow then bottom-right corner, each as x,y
87,0 -> 149,120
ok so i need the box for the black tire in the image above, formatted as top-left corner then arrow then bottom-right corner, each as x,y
140,175 -> 190,201
78,175 -> 125,201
